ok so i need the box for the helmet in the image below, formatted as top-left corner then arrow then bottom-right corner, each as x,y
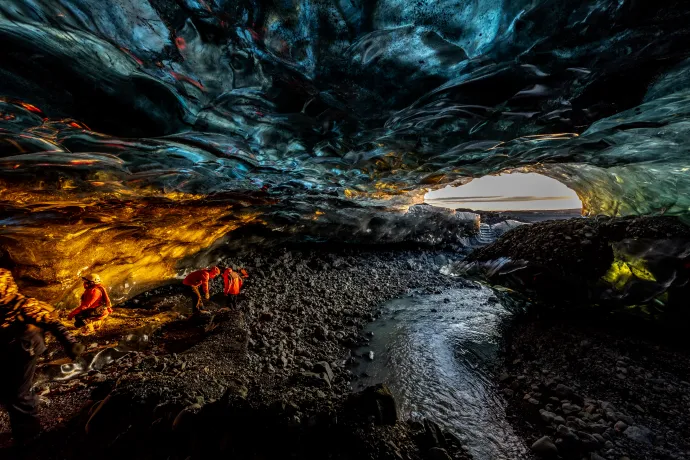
82,273 -> 102,284
210,266 -> 220,276
0,268 -> 19,300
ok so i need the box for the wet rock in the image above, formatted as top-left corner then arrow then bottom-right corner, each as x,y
434,255 -> 448,266
423,419 -> 446,449
427,447 -> 452,460
367,351 -> 375,361
531,436 -> 558,457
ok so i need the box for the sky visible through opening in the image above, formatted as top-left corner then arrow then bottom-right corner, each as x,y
425,173 -> 582,211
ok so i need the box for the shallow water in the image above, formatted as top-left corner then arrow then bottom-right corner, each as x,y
355,286 -> 529,460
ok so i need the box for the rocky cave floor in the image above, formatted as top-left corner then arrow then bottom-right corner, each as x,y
1,239 -> 689,460
0,246 -> 472,460
499,316 -> 690,460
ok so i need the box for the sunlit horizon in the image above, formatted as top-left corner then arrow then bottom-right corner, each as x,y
424,173 -> 582,211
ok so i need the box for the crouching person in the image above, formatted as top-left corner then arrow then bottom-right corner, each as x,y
67,273 -> 112,333
0,268 -> 84,447
183,266 -> 220,315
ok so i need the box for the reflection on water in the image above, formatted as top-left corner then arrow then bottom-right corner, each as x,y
356,286 -> 528,460
38,324 -> 156,382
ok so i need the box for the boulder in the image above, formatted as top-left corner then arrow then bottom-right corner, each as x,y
531,436 -> 558,458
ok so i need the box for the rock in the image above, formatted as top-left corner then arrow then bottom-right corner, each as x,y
367,351 -> 375,361
623,426 -> 653,445
590,423 -> 609,434
577,431 -> 598,451
259,311 -> 273,321
554,384 -> 575,398
614,420 -> 628,432
531,436 -> 558,457
434,255 -> 448,266
347,384 -> 398,425
616,413 -> 634,425
299,371 -> 331,388
562,402 -> 582,415
540,410 -> 558,424
314,361 -> 334,383
172,404 -> 201,432
314,326 -> 328,340
427,447 -> 452,460
278,356 -> 288,368
423,419 -> 446,449
590,453 -> 606,460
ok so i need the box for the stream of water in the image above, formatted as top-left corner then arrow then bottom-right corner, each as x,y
355,285 -> 529,460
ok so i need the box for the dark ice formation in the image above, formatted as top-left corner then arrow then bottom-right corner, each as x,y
1,0 -> 689,302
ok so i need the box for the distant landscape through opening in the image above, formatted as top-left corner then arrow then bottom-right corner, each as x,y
424,173 -> 583,212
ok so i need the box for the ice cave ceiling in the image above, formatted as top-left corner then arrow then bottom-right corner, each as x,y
1,0 -> 690,304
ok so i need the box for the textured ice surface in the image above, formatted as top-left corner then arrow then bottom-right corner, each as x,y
0,0 -> 689,300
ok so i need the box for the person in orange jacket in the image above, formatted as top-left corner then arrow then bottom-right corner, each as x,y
183,266 -> 220,315
222,267 -> 248,308
67,273 -> 112,330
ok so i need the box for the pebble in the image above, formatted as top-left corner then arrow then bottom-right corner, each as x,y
614,421 -> 628,432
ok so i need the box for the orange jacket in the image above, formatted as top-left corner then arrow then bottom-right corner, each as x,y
183,269 -> 218,296
223,269 -> 246,295
68,285 -> 112,319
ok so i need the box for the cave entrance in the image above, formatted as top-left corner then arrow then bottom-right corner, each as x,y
424,172 -> 582,213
